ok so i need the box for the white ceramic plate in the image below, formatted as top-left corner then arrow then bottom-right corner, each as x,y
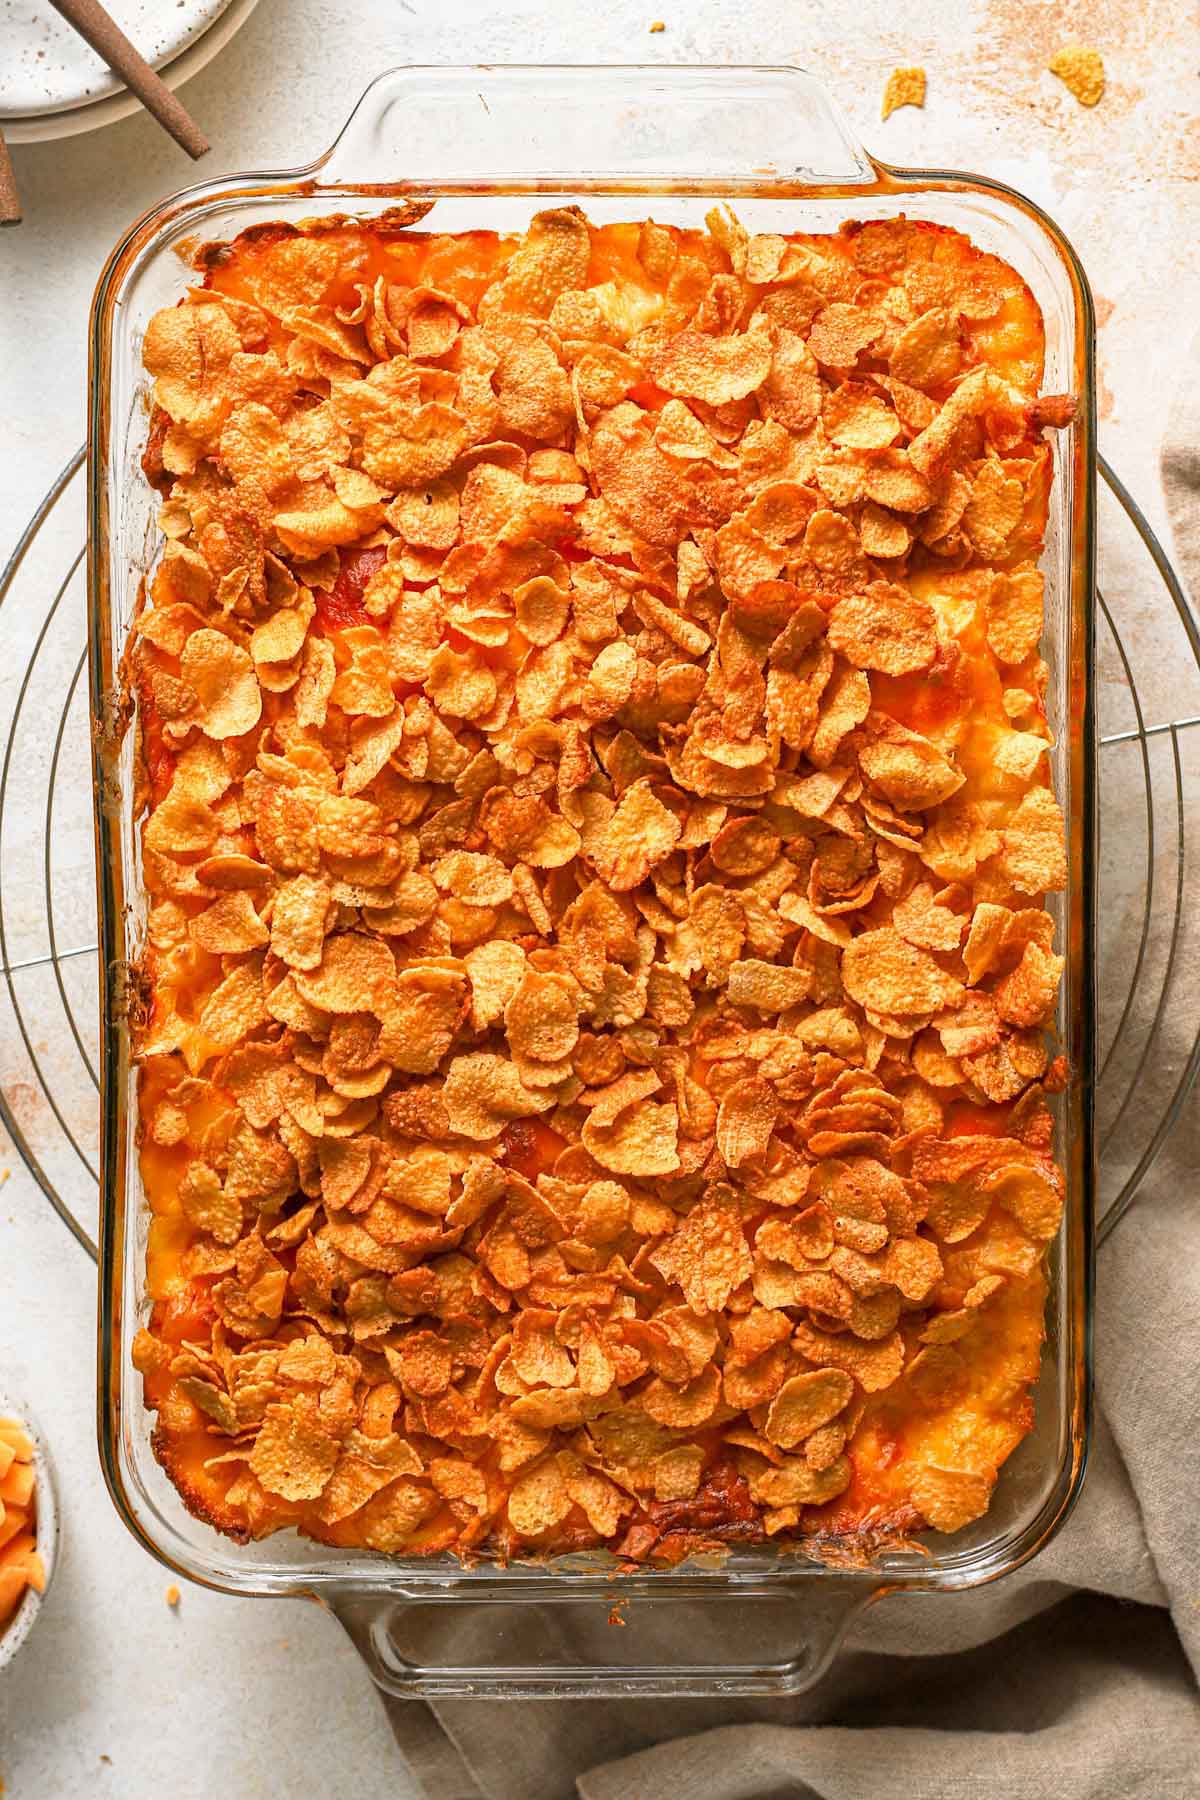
1,0 -> 260,143
0,1393 -> 59,1674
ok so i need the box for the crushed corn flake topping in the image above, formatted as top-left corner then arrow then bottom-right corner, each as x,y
132,205 -> 1072,1565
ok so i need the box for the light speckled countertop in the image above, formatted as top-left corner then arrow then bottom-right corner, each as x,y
0,4 -> 1196,1795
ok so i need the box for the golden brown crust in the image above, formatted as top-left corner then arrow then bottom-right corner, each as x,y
151,1424 -> 251,1544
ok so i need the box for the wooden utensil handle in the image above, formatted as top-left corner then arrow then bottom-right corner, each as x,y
46,0 -> 210,159
0,126 -> 20,225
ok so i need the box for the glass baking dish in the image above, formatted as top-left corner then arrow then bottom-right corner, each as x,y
88,64 -> 1096,1698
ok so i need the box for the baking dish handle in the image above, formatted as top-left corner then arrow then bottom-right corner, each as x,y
328,1577 -> 875,1699
315,64 -> 877,192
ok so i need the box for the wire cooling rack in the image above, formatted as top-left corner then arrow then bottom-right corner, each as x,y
1,450 -> 1197,1262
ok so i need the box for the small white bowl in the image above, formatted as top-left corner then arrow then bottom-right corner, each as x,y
0,1395 -> 60,1673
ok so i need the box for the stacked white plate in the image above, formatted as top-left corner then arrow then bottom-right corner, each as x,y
0,0 -> 259,141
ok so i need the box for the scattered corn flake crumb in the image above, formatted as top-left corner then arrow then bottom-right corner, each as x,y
165,1583 -> 181,1607
882,66 -> 926,120
649,19 -> 665,30
1048,45 -> 1105,108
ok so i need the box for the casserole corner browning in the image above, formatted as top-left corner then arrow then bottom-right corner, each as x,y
126,202 -> 1074,1566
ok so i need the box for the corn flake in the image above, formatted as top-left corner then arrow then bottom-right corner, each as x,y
823,382 -> 901,451
651,326 -> 773,408
842,927 -> 964,1015
442,1053 -> 555,1141
582,1070 -> 680,1177
716,1077 -> 778,1168
911,1462 -> 995,1532
593,778 -> 682,892
249,1402 -> 339,1502
1001,788 -> 1067,896
882,66 -> 926,120
179,630 -> 262,740
807,304 -> 882,369
765,1369 -> 853,1448
650,1185 -> 752,1312
828,586 -> 938,676
1048,45 -> 1105,108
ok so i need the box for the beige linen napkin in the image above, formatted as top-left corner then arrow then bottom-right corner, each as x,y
383,389 -> 1200,1800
